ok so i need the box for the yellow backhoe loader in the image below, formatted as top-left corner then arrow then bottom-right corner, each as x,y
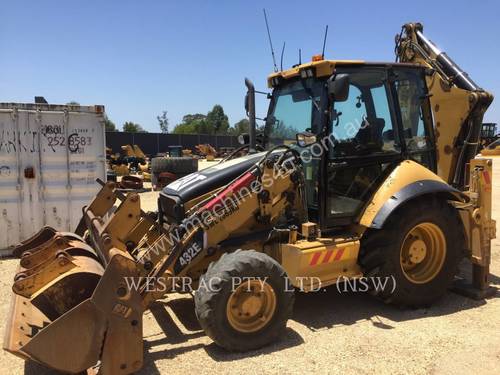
4,22 -> 495,374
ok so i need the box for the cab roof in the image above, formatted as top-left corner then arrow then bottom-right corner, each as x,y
266,57 -> 421,87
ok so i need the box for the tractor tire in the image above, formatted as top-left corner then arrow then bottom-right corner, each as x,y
195,250 -> 294,351
120,175 -> 143,190
359,197 -> 464,308
151,157 -> 198,175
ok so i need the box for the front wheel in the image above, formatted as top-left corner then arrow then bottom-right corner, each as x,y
194,250 -> 294,351
359,198 -> 464,307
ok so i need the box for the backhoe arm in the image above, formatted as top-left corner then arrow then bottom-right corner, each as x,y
395,22 -> 493,189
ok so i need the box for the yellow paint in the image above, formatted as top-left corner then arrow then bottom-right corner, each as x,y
281,238 -> 361,290
267,59 -> 364,88
424,73 -> 473,182
359,160 -> 447,228
480,146 -> 500,156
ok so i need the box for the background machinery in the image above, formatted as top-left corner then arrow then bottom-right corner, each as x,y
4,22 -> 495,374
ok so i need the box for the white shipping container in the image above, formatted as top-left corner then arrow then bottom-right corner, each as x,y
0,103 -> 106,254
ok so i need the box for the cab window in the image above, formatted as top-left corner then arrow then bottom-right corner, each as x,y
330,68 -> 399,158
325,68 -> 400,223
394,68 -> 435,170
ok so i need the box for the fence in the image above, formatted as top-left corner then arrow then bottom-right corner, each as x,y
106,132 -> 239,156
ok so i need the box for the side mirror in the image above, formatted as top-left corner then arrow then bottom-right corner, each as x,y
328,74 -> 350,102
296,132 -> 317,147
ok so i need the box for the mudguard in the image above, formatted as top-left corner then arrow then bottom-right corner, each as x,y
360,160 -> 465,229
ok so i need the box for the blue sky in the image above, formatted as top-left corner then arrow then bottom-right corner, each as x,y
1,0 -> 498,132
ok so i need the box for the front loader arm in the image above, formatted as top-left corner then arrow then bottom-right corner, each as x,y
395,23 -> 493,189
4,149 -> 305,374
139,155 -> 305,305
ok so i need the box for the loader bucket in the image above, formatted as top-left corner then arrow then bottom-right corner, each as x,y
4,240 -> 145,373
12,226 -> 84,258
5,181 -> 151,373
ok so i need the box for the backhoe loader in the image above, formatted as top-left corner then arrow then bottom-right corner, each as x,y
4,22 -> 495,374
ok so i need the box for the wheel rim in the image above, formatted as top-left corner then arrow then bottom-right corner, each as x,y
226,279 -> 277,333
400,222 -> 446,284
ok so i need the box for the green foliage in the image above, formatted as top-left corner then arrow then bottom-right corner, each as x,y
172,105 -> 230,135
157,110 -> 169,133
206,104 -> 229,134
271,119 -> 297,140
122,121 -> 147,133
172,121 -> 199,134
172,113 -> 206,134
181,113 -> 206,124
104,116 -> 117,132
229,118 -> 249,135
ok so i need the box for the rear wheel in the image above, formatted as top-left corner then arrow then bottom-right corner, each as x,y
194,250 -> 294,351
359,198 -> 464,307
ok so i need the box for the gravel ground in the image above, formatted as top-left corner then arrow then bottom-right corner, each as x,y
1,159 -> 499,374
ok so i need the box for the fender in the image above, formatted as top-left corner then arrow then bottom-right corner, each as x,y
359,160 -> 465,229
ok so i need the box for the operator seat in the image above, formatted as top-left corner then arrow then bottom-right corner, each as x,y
355,117 -> 385,152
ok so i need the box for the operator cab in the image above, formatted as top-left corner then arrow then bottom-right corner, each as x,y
266,59 -> 437,231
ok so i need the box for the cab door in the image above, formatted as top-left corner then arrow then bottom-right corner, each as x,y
321,67 -> 403,228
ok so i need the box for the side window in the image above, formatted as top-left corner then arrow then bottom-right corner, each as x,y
395,70 -> 431,151
370,86 -> 397,152
332,85 -> 367,141
330,69 -> 399,158
395,69 -> 435,170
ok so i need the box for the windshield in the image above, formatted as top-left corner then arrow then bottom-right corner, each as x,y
265,78 -> 324,147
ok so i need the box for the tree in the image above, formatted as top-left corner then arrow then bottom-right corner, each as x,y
66,101 -> 80,105
181,113 -> 206,124
230,118 -> 249,135
172,113 -> 207,134
172,106 -> 229,135
104,116 -> 117,131
157,110 -> 169,133
206,104 -> 229,134
123,121 -> 147,133
172,121 -> 198,134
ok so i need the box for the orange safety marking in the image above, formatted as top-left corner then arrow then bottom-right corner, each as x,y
482,170 -> 491,185
333,248 -> 345,261
309,252 -> 322,266
309,248 -> 345,266
322,249 -> 333,263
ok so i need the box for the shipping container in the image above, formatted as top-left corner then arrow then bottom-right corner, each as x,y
0,103 -> 106,254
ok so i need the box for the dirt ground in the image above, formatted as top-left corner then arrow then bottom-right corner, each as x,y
1,159 -> 500,374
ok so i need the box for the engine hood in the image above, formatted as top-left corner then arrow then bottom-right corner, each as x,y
159,152 -> 265,224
